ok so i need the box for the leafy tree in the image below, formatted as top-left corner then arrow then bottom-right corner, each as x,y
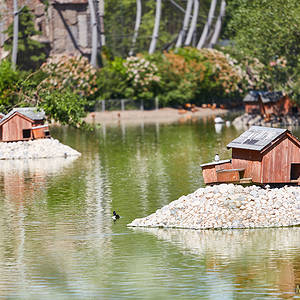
225,0 -> 300,67
96,57 -> 128,99
4,6 -> 47,70
223,0 -> 300,96
38,89 -> 88,128
0,60 -> 21,111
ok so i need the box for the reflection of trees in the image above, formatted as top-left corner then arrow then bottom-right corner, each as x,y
92,120 -> 242,222
133,227 -> 300,298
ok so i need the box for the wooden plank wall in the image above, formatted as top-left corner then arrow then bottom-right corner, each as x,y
2,115 -> 32,141
202,162 -> 232,184
231,149 -> 262,182
202,166 -> 217,184
262,135 -> 300,183
32,126 -> 49,139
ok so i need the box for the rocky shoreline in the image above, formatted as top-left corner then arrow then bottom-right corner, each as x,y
128,184 -> 300,230
233,113 -> 300,129
0,138 -> 81,160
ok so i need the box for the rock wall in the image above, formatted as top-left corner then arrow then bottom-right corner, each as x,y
0,0 -> 92,60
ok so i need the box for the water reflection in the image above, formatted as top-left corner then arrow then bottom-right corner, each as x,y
0,120 -> 299,298
0,157 -> 78,174
0,157 -> 79,203
215,123 -> 223,134
133,227 -> 300,298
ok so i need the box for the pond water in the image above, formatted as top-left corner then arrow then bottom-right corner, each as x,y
0,117 -> 300,299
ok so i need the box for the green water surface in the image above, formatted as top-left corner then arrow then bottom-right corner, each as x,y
0,118 -> 299,299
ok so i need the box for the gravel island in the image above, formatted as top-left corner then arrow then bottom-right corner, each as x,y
0,138 -> 81,160
128,184 -> 300,229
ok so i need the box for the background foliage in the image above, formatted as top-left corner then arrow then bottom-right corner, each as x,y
1,0 -> 300,125
4,6 -> 48,71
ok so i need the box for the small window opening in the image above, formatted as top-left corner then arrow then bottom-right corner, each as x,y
290,163 -> 300,180
23,129 -> 31,139
44,130 -> 50,136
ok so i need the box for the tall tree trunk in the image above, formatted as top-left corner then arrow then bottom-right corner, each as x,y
129,0 -> 142,56
208,0 -> 226,48
176,0 -> 193,48
197,0 -> 217,49
89,0 -> 98,67
185,0 -> 199,46
12,0 -> 19,70
149,0 -> 161,54
98,0 -> 105,46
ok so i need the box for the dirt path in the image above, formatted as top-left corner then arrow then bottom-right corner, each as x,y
85,107 -> 228,125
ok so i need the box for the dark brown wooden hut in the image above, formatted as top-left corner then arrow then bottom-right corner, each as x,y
0,107 -> 50,142
244,91 -> 294,116
201,126 -> 300,185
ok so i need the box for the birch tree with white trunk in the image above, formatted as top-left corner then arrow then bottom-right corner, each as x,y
197,0 -> 217,49
129,0 -> 142,56
176,0 -> 193,48
185,0 -> 199,46
149,0 -> 161,54
12,0 -> 18,70
88,0 -> 98,67
98,0 -> 105,46
208,0 -> 226,48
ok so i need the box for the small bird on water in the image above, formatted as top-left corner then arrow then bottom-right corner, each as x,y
112,211 -> 120,220
214,154 -> 220,162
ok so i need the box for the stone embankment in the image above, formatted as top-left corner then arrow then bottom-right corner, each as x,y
0,138 -> 81,160
233,113 -> 300,129
128,184 -> 300,229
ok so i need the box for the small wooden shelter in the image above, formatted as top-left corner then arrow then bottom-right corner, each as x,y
243,91 -> 294,116
201,126 -> 300,185
0,107 -> 50,142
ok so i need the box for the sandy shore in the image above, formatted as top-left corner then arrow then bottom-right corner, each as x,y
85,107 -> 228,125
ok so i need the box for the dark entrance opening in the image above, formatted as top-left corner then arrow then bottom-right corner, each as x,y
290,163 -> 300,180
23,129 -> 31,139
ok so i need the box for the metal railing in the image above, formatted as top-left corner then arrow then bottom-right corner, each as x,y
94,98 -> 159,112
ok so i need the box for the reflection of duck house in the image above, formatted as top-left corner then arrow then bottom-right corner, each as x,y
0,107 -> 50,142
201,126 -> 300,185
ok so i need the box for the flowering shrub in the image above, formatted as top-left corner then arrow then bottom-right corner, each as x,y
153,47 -> 248,106
198,48 -> 243,95
123,56 -> 160,101
40,55 -> 98,98
124,56 -> 160,87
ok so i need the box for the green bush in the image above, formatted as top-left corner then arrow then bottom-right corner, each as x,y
96,57 -> 128,100
39,89 -> 87,127
0,60 -> 21,111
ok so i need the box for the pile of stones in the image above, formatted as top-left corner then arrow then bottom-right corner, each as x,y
0,138 -> 81,160
128,184 -> 300,229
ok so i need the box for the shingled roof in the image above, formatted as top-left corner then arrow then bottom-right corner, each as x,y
227,126 -> 288,151
0,107 -> 45,125
243,91 -> 284,104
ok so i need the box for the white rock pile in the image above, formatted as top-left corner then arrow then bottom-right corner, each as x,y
0,138 -> 81,160
128,184 -> 300,229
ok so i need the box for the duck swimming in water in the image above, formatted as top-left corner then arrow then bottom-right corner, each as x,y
112,211 -> 120,220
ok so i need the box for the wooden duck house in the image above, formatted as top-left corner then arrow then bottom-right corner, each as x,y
0,107 -> 50,142
243,91 -> 294,116
201,126 -> 300,185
